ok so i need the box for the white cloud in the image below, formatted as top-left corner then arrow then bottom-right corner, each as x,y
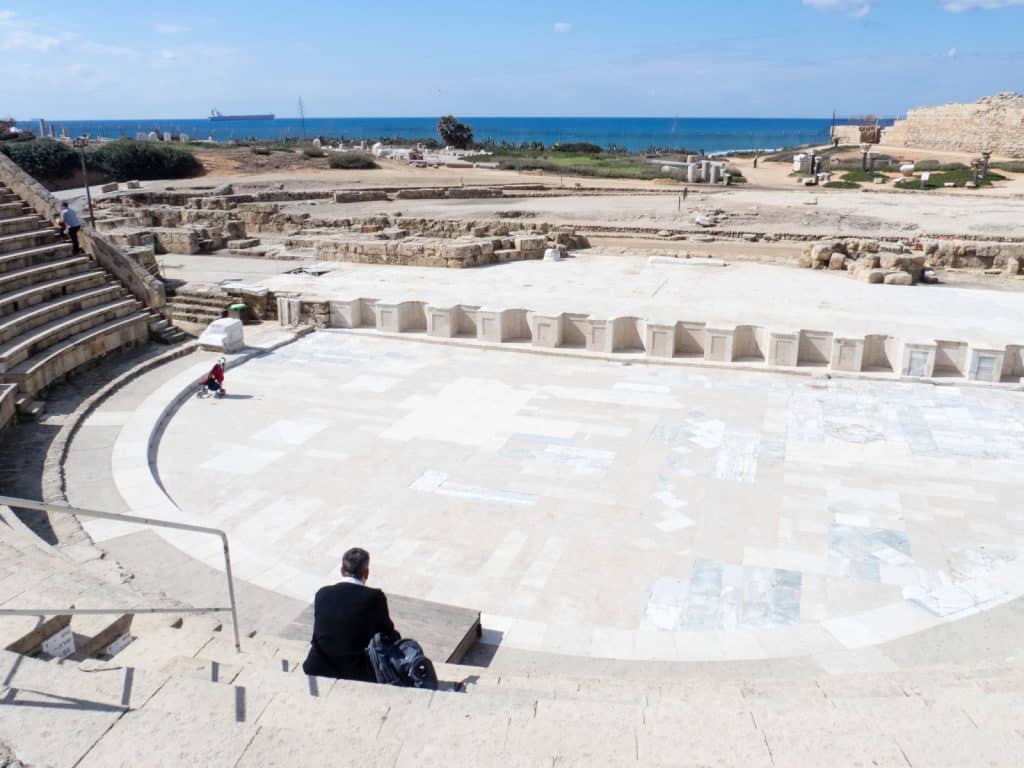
942,0 -> 1024,9
805,0 -> 1023,13
553,21 -> 572,33
0,10 -> 63,52
802,0 -> 875,16
157,23 -> 189,34
159,48 -> 176,61
946,47 -> 958,57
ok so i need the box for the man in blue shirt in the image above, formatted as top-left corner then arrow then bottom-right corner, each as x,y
58,201 -> 82,255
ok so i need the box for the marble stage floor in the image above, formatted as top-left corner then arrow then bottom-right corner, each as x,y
141,332 -> 1024,660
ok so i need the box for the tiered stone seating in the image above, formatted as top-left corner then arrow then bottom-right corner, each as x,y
0,183 -> 153,423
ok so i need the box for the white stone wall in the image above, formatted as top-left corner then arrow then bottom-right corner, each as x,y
881,93 -> 1024,157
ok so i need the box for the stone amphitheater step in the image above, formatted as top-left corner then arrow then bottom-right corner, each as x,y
0,192 -> 19,205
0,269 -> 109,320
0,213 -> 47,237
147,313 -> 188,345
0,201 -> 29,220
0,256 -> 92,297
0,226 -> 61,255
0,241 -> 74,275
0,297 -> 140,370
0,283 -> 123,345
6,311 -> 150,396
0,382 -> 15,433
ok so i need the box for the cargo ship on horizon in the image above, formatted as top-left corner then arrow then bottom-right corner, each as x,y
209,109 -> 274,122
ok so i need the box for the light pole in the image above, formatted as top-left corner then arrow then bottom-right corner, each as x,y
72,138 -> 95,227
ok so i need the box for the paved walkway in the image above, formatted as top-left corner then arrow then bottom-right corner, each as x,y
79,331 -> 1024,662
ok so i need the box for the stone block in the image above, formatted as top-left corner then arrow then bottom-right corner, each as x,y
704,326 -> 736,362
828,253 -> 846,270
967,346 -> 1005,383
899,341 -> 937,378
227,238 -> 260,250
374,301 -> 426,333
328,298 -> 368,328
645,323 -> 675,358
530,313 -> 563,348
100,182 -> 119,193
884,271 -> 914,286
585,317 -> 611,352
767,329 -> 798,367
123,180 -> 141,190
198,318 -> 244,353
476,308 -> 530,342
425,305 -> 457,338
831,336 -> 865,372
276,297 -> 302,326
514,235 -> 547,252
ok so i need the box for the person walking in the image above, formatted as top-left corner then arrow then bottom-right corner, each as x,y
59,202 -> 82,255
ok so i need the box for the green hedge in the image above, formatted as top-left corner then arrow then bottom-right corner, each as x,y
328,152 -> 378,169
0,139 -> 80,181
90,140 -> 202,181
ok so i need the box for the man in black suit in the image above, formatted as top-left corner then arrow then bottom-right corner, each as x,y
302,547 -> 397,681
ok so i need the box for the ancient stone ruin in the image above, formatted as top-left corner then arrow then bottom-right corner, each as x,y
882,92 -> 1024,157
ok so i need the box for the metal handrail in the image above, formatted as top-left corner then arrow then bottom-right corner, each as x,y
0,495 -> 241,653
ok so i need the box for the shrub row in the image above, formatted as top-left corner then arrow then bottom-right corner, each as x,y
0,138 -> 201,182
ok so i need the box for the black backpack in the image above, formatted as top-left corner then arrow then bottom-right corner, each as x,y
366,633 -> 438,690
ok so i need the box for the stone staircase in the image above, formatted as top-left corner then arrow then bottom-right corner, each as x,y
6,606 -> 1024,767
0,183 -> 160,428
3,491 -> 1024,767
163,284 -> 232,336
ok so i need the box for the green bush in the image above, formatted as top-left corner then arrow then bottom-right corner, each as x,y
991,161 -> 1024,173
552,142 -> 603,154
91,140 -> 201,181
251,147 -> 271,156
0,139 -> 80,181
824,180 -> 860,189
328,152 -> 378,170
302,148 -> 325,158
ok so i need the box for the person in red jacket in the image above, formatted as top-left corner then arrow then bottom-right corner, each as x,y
201,357 -> 226,397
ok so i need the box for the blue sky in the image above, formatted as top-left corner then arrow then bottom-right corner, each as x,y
1,0 -> 1022,119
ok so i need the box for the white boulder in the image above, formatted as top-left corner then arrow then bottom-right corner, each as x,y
199,318 -> 244,353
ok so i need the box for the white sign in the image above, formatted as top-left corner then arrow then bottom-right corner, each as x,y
105,632 -> 134,657
920,172 -> 931,182
41,625 -> 76,659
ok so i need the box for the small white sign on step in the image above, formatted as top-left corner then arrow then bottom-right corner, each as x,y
105,632 -> 133,657
41,625 -> 76,659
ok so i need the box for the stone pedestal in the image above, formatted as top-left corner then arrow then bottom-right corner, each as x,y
767,330 -> 798,367
899,341 -> 937,378
704,326 -> 736,362
585,317 -> 611,353
426,305 -> 458,338
477,308 -> 530,342
375,301 -> 426,333
329,298 -> 363,328
645,323 -> 675,358
967,346 -> 1005,383
531,313 -> 563,348
831,337 -> 865,372
198,318 -> 244,353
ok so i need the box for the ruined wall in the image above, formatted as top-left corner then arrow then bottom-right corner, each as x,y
881,92 -> 1024,158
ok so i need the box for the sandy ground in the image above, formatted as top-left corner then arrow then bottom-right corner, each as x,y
276,186 -> 1024,239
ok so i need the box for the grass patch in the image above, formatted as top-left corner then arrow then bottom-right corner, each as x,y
894,168 -> 1006,190
842,169 -> 889,183
991,161 -> 1024,173
824,180 -> 860,189
328,152 -> 378,170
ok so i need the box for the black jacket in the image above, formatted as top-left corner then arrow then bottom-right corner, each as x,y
302,581 -> 396,681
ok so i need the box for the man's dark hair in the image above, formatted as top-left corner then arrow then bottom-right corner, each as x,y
341,547 -> 370,578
